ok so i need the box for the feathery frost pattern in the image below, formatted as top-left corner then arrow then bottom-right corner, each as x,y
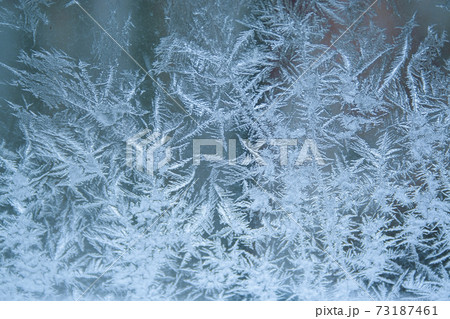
0,0 -> 448,300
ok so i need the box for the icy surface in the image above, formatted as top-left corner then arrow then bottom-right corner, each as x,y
0,0 -> 449,300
